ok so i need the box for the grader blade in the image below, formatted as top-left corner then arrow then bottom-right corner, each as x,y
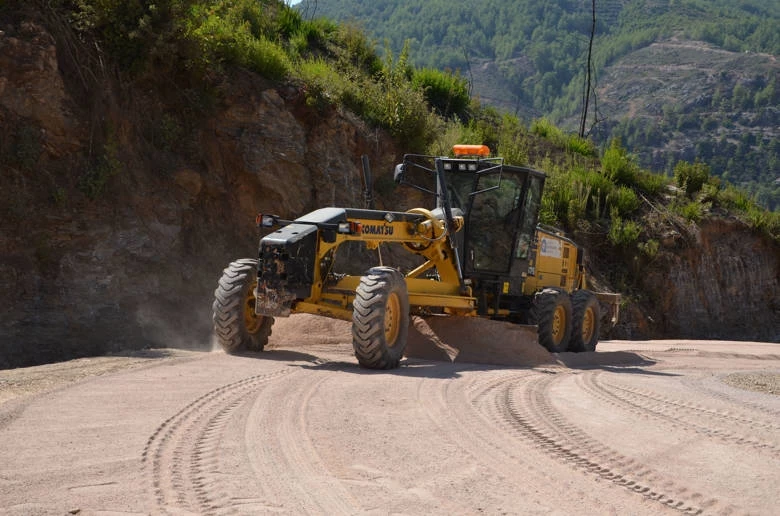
405,316 -> 556,367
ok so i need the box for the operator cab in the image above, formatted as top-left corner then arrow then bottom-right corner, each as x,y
394,145 -> 546,309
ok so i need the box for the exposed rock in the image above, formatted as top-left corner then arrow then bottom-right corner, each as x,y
641,219 -> 779,342
0,20 -> 396,368
0,21 -> 81,155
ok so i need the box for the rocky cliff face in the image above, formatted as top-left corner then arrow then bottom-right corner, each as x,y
0,20 -> 398,368
0,21 -> 777,369
641,219 -> 779,342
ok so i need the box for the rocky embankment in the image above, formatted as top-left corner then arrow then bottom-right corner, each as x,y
0,20 -> 398,368
0,19 -> 777,369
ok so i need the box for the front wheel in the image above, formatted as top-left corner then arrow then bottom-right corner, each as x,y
569,290 -> 601,352
213,259 -> 274,353
352,267 -> 410,369
529,287 -> 573,353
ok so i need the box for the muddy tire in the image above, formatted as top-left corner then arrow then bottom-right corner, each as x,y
529,287 -> 573,353
213,259 -> 274,354
569,290 -> 601,352
352,267 -> 410,369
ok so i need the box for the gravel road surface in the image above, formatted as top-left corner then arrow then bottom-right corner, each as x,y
1,315 -> 778,515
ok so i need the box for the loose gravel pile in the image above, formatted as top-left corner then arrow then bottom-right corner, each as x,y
722,372 -> 780,395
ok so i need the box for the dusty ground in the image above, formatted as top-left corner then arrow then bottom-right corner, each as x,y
1,314 -> 779,515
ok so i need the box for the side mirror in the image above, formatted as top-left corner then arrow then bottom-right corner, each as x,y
393,163 -> 405,184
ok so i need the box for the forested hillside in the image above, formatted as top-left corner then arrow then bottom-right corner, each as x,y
297,0 -> 780,209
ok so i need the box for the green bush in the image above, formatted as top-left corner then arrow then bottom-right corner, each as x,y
530,118 -> 597,158
287,17 -> 335,57
496,114 -> 529,166
601,138 -> 638,187
237,34 -> 290,79
530,117 -> 564,144
187,9 -> 290,79
539,193 -> 559,227
537,160 -> 569,226
718,185 -> 753,211
607,185 -> 640,217
538,161 -> 634,228
608,211 -> 642,248
69,0 -> 298,79
739,203 -> 780,239
299,59 -> 385,127
676,200 -> 708,222
275,2 -> 302,38
674,159 -> 710,197
337,23 -> 381,75
70,0 -> 187,69
566,134 -> 596,157
412,68 -> 469,120
427,119 -> 477,157
376,43 -> 436,150
638,239 -> 660,258
588,168 -> 615,210
297,59 -> 337,100
464,103 -> 502,150
297,42 -> 435,151
568,168 -> 613,220
634,170 -> 668,196
566,181 -> 591,227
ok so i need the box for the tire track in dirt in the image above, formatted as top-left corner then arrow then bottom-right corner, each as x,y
416,368 -> 655,514
495,372 -> 720,514
599,375 -> 780,432
582,373 -> 780,459
142,366 -> 295,514
242,362 -> 360,515
679,374 -> 780,420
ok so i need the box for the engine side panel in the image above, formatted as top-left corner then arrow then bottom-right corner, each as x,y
256,222 -> 319,316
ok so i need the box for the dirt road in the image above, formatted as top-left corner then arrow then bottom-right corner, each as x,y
1,317 -> 779,515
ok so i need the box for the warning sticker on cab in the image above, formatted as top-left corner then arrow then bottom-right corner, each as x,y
540,237 -> 562,258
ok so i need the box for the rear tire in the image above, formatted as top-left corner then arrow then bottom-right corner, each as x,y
352,267 -> 409,369
569,290 -> 601,352
213,259 -> 274,354
529,287 -> 573,353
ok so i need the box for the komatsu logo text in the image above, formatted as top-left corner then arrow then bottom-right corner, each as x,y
363,224 -> 393,235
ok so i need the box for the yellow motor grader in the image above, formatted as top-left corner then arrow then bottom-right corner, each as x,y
213,145 -> 619,369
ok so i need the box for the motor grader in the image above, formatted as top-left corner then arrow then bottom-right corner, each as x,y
213,145 -> 619,369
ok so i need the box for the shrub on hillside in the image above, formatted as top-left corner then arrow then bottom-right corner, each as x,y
634,170 -> 668,196
288,17 -> 337,58
674,159 -> 710,197
675,199 -> 708,222
718,186 -> 780,239
566,134 -> 597,157
608,211 -> 642,248
412,68 -> 469,120
496,114 -> 529,166
297,58 -> 352,109
376,43 -> 436,151
601,138 -> 638,187
607,185 -> 640,216
530,117 -> 564,143
465,104 -> 502,150
337,23 -> 382,75
69,0 -> 192,69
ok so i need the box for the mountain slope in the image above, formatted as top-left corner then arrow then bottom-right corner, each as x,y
298,0 -> 780,208
592,39 -> 779,205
